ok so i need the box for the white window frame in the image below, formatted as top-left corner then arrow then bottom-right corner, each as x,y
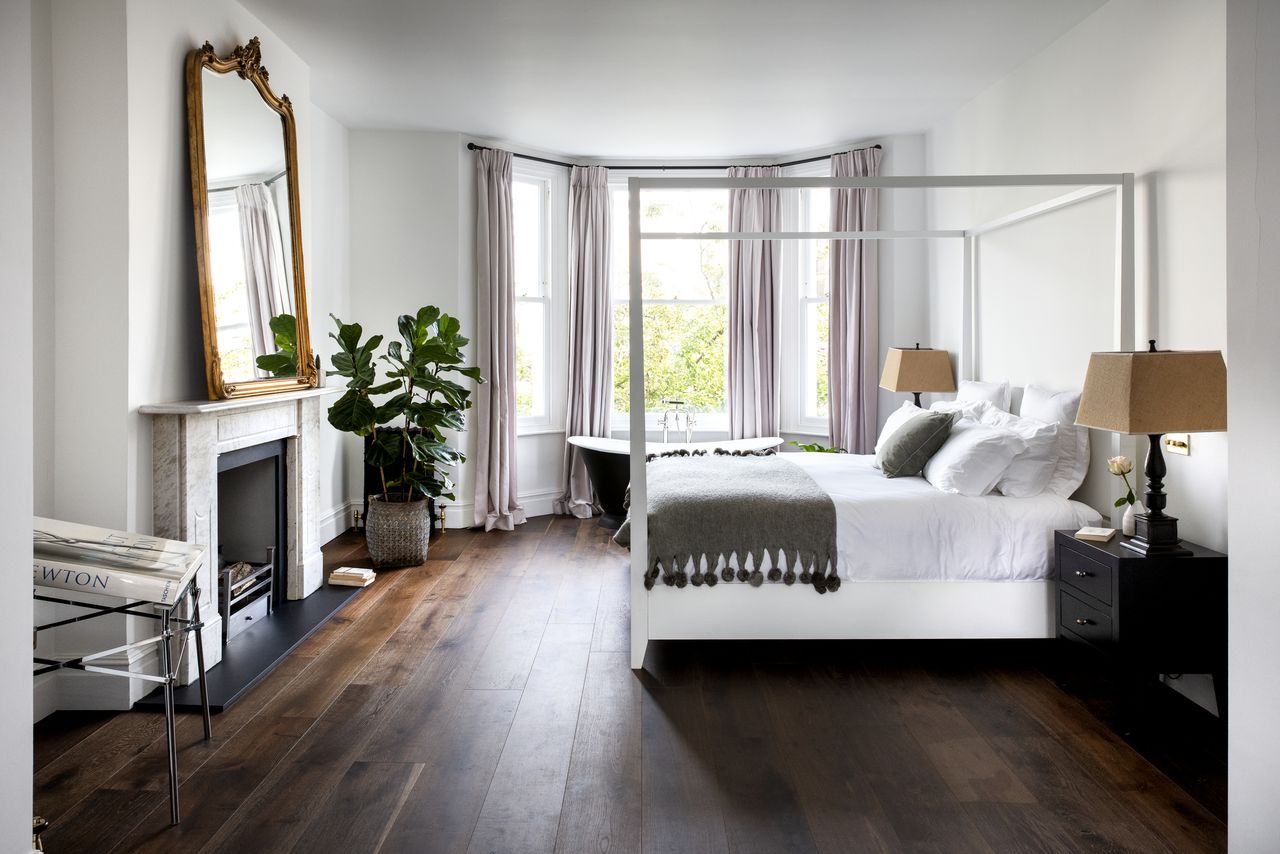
512,160 -> 568,435
779,159 -> 831,437
607,169 -> 731,436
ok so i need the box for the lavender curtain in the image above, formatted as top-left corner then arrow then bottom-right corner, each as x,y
827,148 -> 882,453
727,165 -> 782,439
234,182 -> 292,367
556,166 -> 613,518
473,149 -> 526,531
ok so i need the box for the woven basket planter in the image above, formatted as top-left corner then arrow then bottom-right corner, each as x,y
365,495 -> 431,567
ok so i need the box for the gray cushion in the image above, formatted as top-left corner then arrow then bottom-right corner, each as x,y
875,411 -> 956,478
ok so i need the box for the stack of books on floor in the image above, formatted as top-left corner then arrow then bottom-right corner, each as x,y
329,567 -> 376,588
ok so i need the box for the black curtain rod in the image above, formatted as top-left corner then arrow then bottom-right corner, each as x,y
465,141 -> 881,171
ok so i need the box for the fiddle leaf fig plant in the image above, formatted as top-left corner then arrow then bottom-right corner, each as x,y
255,313 -> 301,377
326,306 -> 483,502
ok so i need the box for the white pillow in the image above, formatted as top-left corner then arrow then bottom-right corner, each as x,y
980,408 -> 1060,498
956,379 -> 1011,412
874,401 -> 927,454
1020,384 -> 1089,498
924,421 -> 1028,496
930,398 -> 992,420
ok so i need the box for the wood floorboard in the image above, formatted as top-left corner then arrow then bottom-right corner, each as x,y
639,672 -> 730,854
108,559 -> 430,853
377,688 -> 522,854
291,760 -> 424,854
199,565 -> 454,853
941,667 -> 1176,852
32,709 -> 115,772
697,649 -> 819,854
33,518 -> 1226,854
553,651 -> 642,854
466,621 -> 593,854
758,669 -> 903,854
990,669 -> 1225,852
892,666 -> 1037,806
54,593 -> 371,854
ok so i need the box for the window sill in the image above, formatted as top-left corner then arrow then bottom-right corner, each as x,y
517,425 -> 566,438
782,427 -> 829,438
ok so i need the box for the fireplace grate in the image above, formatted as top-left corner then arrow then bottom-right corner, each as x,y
219,546 -> 275,645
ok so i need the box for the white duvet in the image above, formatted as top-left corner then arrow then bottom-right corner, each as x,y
784,453 -> 1101,583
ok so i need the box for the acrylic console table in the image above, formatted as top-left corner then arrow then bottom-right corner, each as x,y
32,518 -> 214,825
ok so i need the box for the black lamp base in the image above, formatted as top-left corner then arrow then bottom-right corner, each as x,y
1121,511 -> 1193,557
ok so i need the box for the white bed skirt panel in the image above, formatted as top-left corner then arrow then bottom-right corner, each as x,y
644,580 -> 1055,641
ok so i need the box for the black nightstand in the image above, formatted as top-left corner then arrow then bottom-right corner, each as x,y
1054,530 -> 1227,724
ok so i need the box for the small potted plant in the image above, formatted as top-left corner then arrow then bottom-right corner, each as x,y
326,306 -> 483,567
1107,454 -> 1143,536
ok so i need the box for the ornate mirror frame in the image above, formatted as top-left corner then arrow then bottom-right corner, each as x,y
186,37 -> 317,399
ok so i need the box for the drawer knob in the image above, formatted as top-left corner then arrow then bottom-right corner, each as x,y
1074,570 -> 1092,577
1075,618 -> 1093,626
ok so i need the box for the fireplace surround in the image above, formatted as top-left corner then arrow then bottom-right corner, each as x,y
141,387 -> 339,683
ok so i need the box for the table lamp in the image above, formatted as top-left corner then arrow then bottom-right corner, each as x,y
1075,340 -> 1227,557
880,344 -> 956,407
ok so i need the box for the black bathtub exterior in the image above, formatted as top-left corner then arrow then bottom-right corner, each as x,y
577,445 -> 631,529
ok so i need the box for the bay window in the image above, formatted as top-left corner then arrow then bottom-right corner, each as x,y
609,177 -> 730,429
512,168 -> 552,426
780,161 -> 834,436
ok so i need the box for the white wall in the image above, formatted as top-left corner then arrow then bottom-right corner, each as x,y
1,1 -> 38,846
39,0 -> 350,535
347,131 -> 481,523
51,0 -> 132,530
346,133 -> 933,518
926,0 -> 1227,551
36,0 -> 353,711
32,0 -> 54,520
122,0 -> 318,535
875,134 -> 931,423
1225,1 -> 1280,849
41,0 -> 349,524
311,107 -> 354,540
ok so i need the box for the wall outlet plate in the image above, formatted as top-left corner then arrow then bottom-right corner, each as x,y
1164,433 -> 1190,456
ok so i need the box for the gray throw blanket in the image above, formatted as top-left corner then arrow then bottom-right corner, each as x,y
614,452 -> 841,594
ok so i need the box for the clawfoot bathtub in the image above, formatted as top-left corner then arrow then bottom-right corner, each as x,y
566,435 -> 784,528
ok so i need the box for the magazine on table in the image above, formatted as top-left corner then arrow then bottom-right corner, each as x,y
33,517 -> 207,605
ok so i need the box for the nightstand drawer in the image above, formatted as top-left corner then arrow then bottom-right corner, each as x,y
1059,546 -> 1113,606
1059,591 -> 1112,647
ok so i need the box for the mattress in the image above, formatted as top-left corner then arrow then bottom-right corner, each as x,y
784,453 -> 1101,583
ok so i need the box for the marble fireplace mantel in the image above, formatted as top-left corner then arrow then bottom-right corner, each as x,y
141,387 -> 340,677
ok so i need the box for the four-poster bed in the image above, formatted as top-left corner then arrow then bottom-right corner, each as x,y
625,171 -> 1137,669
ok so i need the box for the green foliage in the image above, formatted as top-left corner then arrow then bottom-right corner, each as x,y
612,303 -> 727,413
515,325 -> 534,415
326,307 -> 483,502
813,301 -> 830,416
787,440 -> 844,453
254,313 -> 300,377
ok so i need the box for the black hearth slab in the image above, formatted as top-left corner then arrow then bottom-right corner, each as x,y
138,584 -> 362,713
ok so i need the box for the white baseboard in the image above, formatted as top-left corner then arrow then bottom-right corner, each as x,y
35,644 -> 161,712
516,488 -> 561,520
34,673 -> 58,723
352,488 -> 563,532
320,500 -> 358,543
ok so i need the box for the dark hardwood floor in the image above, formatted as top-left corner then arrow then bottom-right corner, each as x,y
34,517 -> 1226,853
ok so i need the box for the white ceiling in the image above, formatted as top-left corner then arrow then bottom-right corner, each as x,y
239,0 -> 1106,158
202,68 -> 288,185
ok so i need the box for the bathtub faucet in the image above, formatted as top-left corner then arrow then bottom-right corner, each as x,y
658,397 -> 696,443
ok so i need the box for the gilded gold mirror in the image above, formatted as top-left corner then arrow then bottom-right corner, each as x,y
186,37 -> 316,399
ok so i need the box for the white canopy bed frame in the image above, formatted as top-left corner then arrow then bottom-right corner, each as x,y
626,171 -> 1136,669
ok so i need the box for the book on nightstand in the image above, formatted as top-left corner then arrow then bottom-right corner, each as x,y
1075,526 -> 1117,543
